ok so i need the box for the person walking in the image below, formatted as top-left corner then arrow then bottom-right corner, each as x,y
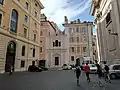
104,64 -> 111,83
9,65 -> 13,75
74,65 -> 81,86
85,63 -> 90,82
96,63 -> 103,86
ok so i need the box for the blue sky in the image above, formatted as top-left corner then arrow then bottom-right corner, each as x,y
41,0 -> 94,31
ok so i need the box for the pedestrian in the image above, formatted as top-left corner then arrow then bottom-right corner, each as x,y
74,65 -> 81,86
104,64 -> 111,83
96,63 -> 103,86
85,63 -> 90,82
9,65 -> 13,75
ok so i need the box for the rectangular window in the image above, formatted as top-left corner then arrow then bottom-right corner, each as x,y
33,49 -> 35,57
35,22 -> 37,28
24,28 -> 27,38
77,47 -> 80,53
83,47 -> 86,52
0,0 -> 4,5
76,37 -> 79,42
40,47 -> 42,53
26,2 -> 29,10
34,34 -> 36,41
0,14 -> 2,26
24,15 -> 28,22
35,11 -> 37,18
69,37 -> 74,42
21,61 -> 25,68
76,27 -> 79,32
72,47 -> 74,52
71,56 -> 74,61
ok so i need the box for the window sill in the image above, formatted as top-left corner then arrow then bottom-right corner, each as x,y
10,31 -> 17,36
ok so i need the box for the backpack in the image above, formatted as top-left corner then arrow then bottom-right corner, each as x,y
76,67 -> 81,74
104,65 -> 109,72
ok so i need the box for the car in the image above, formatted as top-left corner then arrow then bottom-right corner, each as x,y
39,66 -> 48,71
28,65 -> 42,72
109,64 -> 120,79
62,64 -> 72,70
89,64 -> 97,74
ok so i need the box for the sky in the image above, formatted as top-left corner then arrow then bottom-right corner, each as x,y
40,0 -> 94,31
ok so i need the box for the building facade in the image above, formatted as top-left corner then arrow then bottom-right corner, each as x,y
63,16 -> 94,65
0,0 -> 44,73
40,14 -> 69,69
91,0 -> 120,64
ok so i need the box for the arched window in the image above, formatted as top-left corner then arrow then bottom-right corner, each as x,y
21,46 -> 25,56
10,9 -> 18,33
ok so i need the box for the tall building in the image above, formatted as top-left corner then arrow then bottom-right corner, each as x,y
0,0 -> 44,73
63,16 -> 94,65
40,14 -> 69,69
92,35 -> 98,62
91,0 -> 120,64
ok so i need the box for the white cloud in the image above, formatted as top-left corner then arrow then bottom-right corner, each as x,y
41,0 -> 92,28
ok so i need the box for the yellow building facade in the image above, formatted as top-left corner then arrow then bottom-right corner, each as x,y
0,0 -> 44,73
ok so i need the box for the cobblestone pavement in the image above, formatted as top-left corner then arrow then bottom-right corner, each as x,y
0,70 -> 120,90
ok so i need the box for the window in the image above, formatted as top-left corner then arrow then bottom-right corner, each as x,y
24,28 -> 27,38
26,2 -> 29,10
40,47 -> 42,53
21,61 -> 25,68
59,42 -> 61,47
0,14 -> 2,26
21,46 -> 25,56
83,47 -> 86,52
35,3 -> 37,7
113,65 -> 120,70
35,22 -> 37,28
33,49 -> 35,57
55,40 -> 58,47
71,56 -> 74,61
69,37 -> 74,42
106,12 -> 111,24
55,57 -> 59,65
77,47 -> 80,53
40,31 -> 43,36
76,27 -> 79,32
24,15 -> 28,22
10,9 -> 18,33
77,37 -> 79,42
33,34 -> 36,41
35,11 -> 37,18
72,47 -> 74,52
0,0 -> 4,5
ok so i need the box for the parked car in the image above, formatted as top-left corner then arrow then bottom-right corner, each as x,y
89,64 -> 97,74
28,65 -> 42,72
39,66 -> 48,71
62,64 -> 72,70
109,64 -> 120,79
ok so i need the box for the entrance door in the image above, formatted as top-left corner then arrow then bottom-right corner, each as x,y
5,41 -> 16,72
55,57 -> 59,65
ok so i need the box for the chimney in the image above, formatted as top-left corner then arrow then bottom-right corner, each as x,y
64,16 -> 68,24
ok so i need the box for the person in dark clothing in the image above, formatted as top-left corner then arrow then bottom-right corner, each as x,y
75,66 -> 81,86
96,64 -> 103,86
104,64 -> 111,83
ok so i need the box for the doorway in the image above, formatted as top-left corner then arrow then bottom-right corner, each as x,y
5,41 -> 16,72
